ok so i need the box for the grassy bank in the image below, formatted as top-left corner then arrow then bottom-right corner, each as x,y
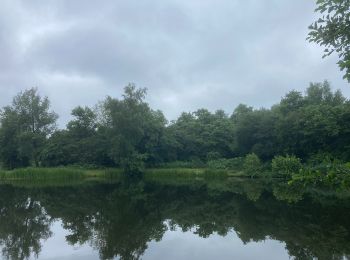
0,164 -> 349,191
0,167 -> 123,180
0,167 -> 239,181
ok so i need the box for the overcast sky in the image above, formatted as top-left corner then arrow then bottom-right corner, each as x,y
0,0 -> 349,127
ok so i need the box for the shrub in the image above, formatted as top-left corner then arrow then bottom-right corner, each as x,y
243,153 -> 262,177
290,164 -> 350,188
272,155 -> 302,177
307,152 -> 342,166
158,160 -> 205,169
206,152 -> 222,161
120,153 -> 146,174
345,162 -> 350,169
207,157 -> 244,171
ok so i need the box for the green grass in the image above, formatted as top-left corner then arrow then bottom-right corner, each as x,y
0,166 -> 267,182
145,168 -> 205,176
0,167 -> 123,180
0,167 -> 220,181
0,167 -> 82,180
145,167 -> 245,177
0,177 -> 120,188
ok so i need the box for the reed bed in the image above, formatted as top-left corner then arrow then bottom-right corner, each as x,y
145,168 -> 205,177
0,167 -> 85,180
0,167 -> 123,181
0,167 -> 233,182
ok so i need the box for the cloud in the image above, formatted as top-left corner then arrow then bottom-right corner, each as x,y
0,0 -> 349,127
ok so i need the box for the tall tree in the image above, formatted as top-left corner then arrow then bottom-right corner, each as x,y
0,88 -> 57,168
67,106 -> 97,138
100,84 -> 166,172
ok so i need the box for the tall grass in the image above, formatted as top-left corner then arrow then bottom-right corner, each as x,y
0,167 -> 123,181
0,164 -> 280,182
155,161 -> 206,169
145,168 -> 204,176
146,168 -> 233,179
0,167 -> 85,180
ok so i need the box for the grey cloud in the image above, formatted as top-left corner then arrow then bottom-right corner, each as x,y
0,0 -> 349,127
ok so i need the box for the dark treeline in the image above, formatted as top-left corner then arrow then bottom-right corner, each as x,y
0,81 -> 350,170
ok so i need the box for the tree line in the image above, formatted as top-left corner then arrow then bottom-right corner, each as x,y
0,81 -> 349,170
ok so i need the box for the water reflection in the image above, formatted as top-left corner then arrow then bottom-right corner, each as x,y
0,177 -> 349,260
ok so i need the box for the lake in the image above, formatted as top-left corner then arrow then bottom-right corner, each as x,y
0,175 -> 349,260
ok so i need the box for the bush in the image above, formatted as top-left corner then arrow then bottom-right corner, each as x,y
206,152 -> 222,161
157,160 -> 205,169
243,153 -> 262,177
120,153 -> 146,174
207,157 -> 244,171
345,162 -> 350,169
290,164 -> 350,189
272,155 -> 302,177
307,152 -> 342,166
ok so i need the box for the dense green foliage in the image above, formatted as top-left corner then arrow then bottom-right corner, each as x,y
207,157 -> 244,171
272,155 -> 302,177
243,153 -> 262,177
0,81 -> 350,176
308,0 -> 350,81
0,88 -> 57,169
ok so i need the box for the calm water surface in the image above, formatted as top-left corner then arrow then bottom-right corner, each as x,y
0,176 -> 349,260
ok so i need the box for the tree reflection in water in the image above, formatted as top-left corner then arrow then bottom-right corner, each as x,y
0,185 -> 52,260
0,177 -> 349,260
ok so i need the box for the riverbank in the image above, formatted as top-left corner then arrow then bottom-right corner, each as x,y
0,167 -> 252,181
0,167 -> 123,180
0,166 -> 349,191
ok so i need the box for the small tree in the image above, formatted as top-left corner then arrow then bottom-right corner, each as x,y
243,153 -> 262,178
